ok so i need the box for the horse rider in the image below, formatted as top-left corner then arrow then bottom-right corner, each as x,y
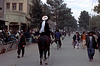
39,16 -> 51,38
38,16 -> 51,65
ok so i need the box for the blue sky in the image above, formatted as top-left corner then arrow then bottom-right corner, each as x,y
41,0 -> 98,20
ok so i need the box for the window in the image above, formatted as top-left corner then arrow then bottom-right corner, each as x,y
12,3 -> 17,10
19,3 -> 23,11
0,0 -> 4,17
6,3 -> 10,10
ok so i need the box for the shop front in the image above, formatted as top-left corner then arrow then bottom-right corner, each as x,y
6,10 -> 28,33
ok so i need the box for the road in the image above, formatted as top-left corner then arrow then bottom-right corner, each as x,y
0,34 -> 100,66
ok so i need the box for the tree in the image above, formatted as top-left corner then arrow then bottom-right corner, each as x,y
89,15 -> 100,30
68,17 -> 77,29
42,4 -> 51,18
28,0 -> 43,28
94,0 -> 100,14
47,0 -> 77,30
57,4 -> 72,28
78,11 -> 90,30
47,0 -> 64,29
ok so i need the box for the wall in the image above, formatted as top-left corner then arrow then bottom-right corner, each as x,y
0,0 -> 6,21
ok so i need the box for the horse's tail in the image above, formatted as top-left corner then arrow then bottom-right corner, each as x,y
38,35 -> 51,48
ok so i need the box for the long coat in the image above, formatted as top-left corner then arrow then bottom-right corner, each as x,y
86,36 -> 97,49
18,35 -> 26,46
39,22 -> 51,38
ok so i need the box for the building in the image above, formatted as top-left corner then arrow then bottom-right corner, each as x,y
0,0 -> 6,30
6,0 -> 32,33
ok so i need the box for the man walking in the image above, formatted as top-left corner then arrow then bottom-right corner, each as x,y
81,31 -> 86,49
17,32 -> 26,58
86,31 -> 97,62
73,32 -> 80,49
55,29 -> 62,48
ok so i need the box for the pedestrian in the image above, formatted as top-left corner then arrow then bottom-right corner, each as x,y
62,32 -> 65,40
86,31 -> 97,62
93,32 -> 98,42
5,30 -> 9,42
97,32 -> 100,54
28,30 -> 32,44
73,32 -> 80,49
17,32 -> 26,58
55,29 -> 62,48
81,31 -> 86,49
15,31 -> 20,39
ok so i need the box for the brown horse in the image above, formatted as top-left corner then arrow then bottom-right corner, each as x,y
38,35 -> 51,65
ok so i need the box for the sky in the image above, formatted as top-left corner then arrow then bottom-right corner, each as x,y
41,0 -> 98,20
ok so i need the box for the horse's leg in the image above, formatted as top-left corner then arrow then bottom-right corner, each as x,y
47,38 -> 50,58
44,49 -> 47,60
48,46 -> 50,58
44,49 -> 48,65
40,49 -> 43,65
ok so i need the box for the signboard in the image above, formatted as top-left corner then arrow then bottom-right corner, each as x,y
0,0 -> 4,18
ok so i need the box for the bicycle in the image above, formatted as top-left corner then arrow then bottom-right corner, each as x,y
6,38 -> 18,51
0,37 -> 18,54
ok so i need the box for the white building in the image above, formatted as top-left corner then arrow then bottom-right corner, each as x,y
5,0 -> 32,33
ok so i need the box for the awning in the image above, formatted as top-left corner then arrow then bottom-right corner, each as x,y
9,22 -> 19,26
0,18 -> 6,22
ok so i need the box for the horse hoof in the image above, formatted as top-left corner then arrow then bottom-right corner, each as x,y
40,63 -> 42,65
40,62 -> 42,65
17,56 -> 20,58
44,59 -> 46,61
45,63 -> 48,65
40,61 -> 42,65
44,58 -> 47,61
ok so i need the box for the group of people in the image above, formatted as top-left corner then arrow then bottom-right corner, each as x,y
0,30 -> 14,43
73,31 -> 100,62
16,16 -> 63,60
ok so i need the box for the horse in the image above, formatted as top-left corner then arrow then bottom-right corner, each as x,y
38,35 -> 51,65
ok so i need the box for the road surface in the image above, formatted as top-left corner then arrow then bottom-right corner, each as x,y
0,34 -> 100,66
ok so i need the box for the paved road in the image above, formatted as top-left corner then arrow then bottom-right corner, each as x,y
0,34 -> 100,66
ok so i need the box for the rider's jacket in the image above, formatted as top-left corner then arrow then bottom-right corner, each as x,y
39,22 -> 51,38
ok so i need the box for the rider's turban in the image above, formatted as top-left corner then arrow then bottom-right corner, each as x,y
42,16 -> 48,21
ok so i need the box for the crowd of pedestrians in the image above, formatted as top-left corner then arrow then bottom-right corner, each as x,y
0,30 -> 16,44
72,31 -> 100,62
